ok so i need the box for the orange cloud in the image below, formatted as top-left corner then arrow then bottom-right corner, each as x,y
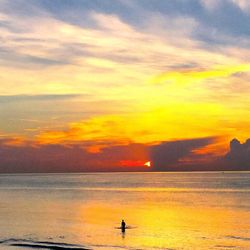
2,136 -> 27,147
191,137 -> 229,156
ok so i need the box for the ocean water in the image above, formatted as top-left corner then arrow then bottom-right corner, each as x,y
0,172 -> 249,250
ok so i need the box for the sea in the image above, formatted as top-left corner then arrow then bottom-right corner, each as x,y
0,172 -> 249,250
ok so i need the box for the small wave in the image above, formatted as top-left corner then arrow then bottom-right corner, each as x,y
225,235 -> 250,241
0,238 -> 90,250
214,245 -> 236,249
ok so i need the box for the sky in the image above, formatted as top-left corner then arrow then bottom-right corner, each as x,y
0,0 -> 250,172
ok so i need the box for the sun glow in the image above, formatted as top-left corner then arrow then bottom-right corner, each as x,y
144,161 -> 151,167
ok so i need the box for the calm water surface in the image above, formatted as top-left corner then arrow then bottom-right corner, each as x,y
0,172 -> 249,249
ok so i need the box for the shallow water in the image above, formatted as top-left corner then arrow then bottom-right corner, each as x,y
0,172 -> 249,249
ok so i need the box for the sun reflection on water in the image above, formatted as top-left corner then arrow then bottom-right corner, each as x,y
75,197 -> 250,249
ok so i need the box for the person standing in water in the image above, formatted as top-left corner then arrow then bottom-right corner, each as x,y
121,220 -> 126,233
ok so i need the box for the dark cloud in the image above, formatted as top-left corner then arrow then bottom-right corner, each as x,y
224,138 -> 250,170
150,137 -> 250,171
0,139 -> 148,173
150,137 -> 215,171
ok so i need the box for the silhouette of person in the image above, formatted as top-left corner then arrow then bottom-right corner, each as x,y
121,220 -> 126,233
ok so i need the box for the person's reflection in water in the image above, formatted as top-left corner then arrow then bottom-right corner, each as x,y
121,220 -> 126,233
121,232 -> 125,239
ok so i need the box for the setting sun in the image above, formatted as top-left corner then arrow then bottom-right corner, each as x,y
144,161 -> 151,167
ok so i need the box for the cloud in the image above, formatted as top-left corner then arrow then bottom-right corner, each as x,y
150,137 -> 216,171
1,0 -> 249,127
150,137 -> 250,171
224,138 -> 250,169
0,94 -> 81,103
202,0 -> 250,13
201,0 -> 222,10
0,138 -> 149,173
0,135 -> 249,173
34,103 -> 229,151
0,95 -> 132,140
0,1 -> 244,77
232,0 -> 250,12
